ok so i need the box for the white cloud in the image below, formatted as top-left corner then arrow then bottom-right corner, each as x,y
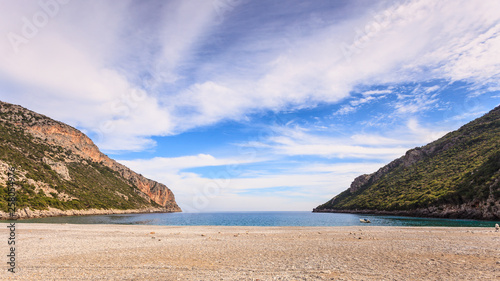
239,117 -> 457,161
118,153 -> 385,212
118,153 -> 266,174
272,142 -> 407,160
335,93 -> 387,115
406,118 -> 448,143
350,96 -> 376,107
0,0 -> 220,151
350,134 -> 411,146
1,0 -> 499,153
362,89 -> 392,96
424,86 -> 440,93
162,0 -> 500,135
239,125 -> 408,160
393,87 -> 440,114
335,105 -> 356,115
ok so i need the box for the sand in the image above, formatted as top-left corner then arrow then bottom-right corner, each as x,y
1,223 -> 499,280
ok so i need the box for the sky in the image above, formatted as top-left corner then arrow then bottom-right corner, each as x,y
0,0 -> 499,212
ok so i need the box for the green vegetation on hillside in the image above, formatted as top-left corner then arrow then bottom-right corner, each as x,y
0,117 -> 157,212
316,105 -> 500,216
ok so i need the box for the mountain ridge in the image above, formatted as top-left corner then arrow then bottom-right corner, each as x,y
314,105 -> 500,220
0,100 -> 181,219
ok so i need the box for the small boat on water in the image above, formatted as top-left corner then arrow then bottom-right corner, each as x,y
360,218 -> 371,223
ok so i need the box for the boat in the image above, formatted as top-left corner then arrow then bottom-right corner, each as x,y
359,218 -> 371,223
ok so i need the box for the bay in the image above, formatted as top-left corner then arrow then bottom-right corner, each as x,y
13,211 -> 500,227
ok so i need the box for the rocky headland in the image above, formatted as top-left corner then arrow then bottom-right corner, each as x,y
0,100 -> 181,219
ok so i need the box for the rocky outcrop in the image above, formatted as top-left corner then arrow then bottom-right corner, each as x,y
0,100 -> 181,212
43,157 -> 71,180
347,174 -> 372,194
347,155 -> 406,194
402,148 -> 426,167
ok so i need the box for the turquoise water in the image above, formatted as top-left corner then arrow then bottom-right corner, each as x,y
11,211 -> 500,227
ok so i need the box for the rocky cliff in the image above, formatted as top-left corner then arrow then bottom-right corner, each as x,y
0,100 -> 181,219
314,105 -> 500,220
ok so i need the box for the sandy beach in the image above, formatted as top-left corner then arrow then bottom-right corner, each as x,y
1,223 -> 499,280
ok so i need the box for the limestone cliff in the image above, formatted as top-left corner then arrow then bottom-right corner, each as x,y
0,100 -> 181,218
23,117 -> 179,209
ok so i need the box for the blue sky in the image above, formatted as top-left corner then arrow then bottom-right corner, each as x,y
0,0 -> 499,211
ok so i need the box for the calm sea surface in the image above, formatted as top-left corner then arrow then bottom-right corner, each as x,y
12,211 -> 500,227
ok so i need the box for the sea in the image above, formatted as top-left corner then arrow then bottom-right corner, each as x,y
12,211 -> 500,227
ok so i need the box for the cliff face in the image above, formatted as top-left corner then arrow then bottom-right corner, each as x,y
24,118 -> 178,209
0,100 -> 180,218
315,105 -> 500,220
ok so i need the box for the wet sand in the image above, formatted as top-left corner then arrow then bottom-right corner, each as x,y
1,223 -> 499,280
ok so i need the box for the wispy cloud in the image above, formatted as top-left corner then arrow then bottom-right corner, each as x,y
236,123 -> 435,161
393,85 -> 441,114
335,93 -> 388,115
119,153 -> 385,211
1,0 -> 499,151
118,153 -> 268,174
406,118 -> 449,143
362,89 -> 392,96
238,114 -> 457,161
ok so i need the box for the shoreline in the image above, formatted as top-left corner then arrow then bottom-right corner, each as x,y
313,208 -> 500,221
0,206 -> 181,220
1,224 -> 498,280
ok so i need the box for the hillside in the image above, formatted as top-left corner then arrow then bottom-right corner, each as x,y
0,100 -> 181,219
314,105 -> 500,220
